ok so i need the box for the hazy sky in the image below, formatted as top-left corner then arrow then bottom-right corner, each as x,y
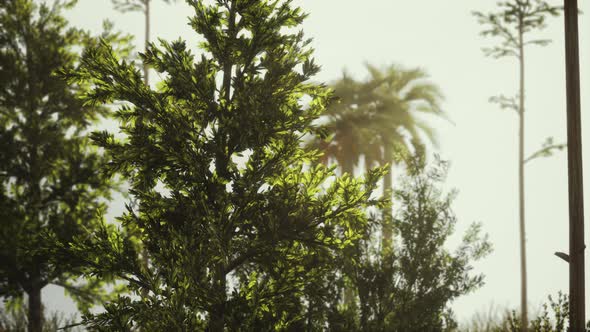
41,0 -> 590,324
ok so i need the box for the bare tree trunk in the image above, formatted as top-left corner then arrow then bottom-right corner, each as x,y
563,1 -> 585,330
517,18 -> 528,332
27,275 -> 43,332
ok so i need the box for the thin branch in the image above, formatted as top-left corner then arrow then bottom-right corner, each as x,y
524,138 -> 566,164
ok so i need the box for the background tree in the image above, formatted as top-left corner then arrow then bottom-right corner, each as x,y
312,64 -> 444,254
320,155 -> 492,331
0,305 -> 81,332
383,155 -> 491,331
473,1 -> 562,329
0,1 -> 130,331
63,0 -> 384,330
462,292 -> 571,332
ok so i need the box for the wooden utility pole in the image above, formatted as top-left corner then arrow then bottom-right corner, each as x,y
564,0 -> 585,331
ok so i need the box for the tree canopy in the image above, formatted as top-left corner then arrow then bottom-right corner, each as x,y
62,0 -> 385,330
0,0 -> 131,330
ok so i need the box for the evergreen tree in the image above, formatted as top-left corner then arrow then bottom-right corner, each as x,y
314,155 -> 492,331
473,2 -> 562,330
381,156 -> 491,331
64,0 -> 384,330
110,0 -> 180,300
1,305 -> 81,332
0,1 -> 130,331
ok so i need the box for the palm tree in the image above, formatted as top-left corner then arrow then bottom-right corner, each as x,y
312,64 -> 444,253
311,73 -> 374,176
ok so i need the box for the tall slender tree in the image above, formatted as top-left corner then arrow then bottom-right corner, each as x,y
63,0 -> 384,330
0,1 -> 130,331
474,1 -> 562,330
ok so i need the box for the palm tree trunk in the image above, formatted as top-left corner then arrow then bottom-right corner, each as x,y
517,18 -> 528,332
342,161 -> 356,307
381,160 -> 393,254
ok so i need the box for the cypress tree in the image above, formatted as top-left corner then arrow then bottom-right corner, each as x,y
65,0 -> 384,330
0,1 -> 130,331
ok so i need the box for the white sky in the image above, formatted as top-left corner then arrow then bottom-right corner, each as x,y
41,0 -> 590,325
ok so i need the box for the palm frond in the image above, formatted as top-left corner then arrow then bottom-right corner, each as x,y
307,63 -> 445,173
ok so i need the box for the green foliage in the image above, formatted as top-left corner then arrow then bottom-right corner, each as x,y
64,0 -> 384,330
473,0 -> 561,59
384,156 -> 491,331
461,292 -> 578,332
474,0 -> 562,117
318,156 -> 492,332
0,305 -> 81,332
475,0 -> 562,119
524,137 -> 566,164
0,0 -> 130,323
477,1 -> 565,164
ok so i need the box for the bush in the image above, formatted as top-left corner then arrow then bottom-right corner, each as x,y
461,292 -> 577,332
